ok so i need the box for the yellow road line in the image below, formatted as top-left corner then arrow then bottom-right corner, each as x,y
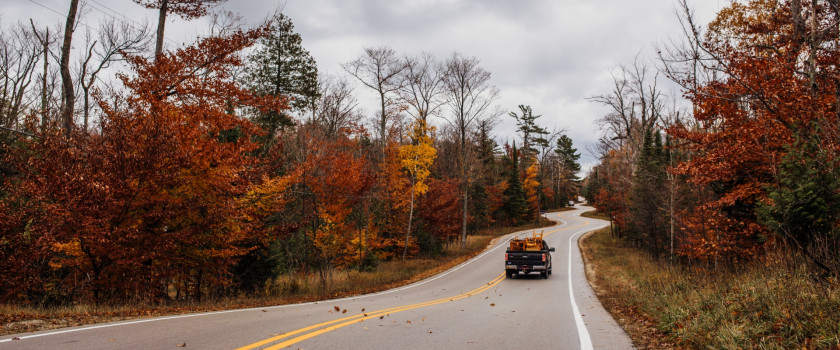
236,215 -> 590,350
237,274 -> 505,350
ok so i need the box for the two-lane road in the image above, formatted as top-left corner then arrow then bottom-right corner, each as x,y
0,206 -> 634,349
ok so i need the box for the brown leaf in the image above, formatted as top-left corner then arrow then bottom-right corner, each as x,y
176,342 -> 186,347
342,309 -> 347,314
334,306 -> 340,312
490,303 -> 495,307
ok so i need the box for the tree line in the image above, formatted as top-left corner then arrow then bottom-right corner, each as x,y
0,1 -> 581,304
585,0 -> 840,279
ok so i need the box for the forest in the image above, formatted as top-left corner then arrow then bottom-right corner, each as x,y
0,1 -> 582,305
585,0 -> 840,280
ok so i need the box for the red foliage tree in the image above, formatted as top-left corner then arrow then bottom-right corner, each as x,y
0,26 -> 289,303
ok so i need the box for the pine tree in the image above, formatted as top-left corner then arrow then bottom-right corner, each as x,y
555,134 -> 581,204
246,13 -> 319,133
503,143 -> 528,225
629,129 -> 667,254
758,131 -> 840,277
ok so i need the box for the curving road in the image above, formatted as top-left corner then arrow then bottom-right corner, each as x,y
0,206 -> 634,349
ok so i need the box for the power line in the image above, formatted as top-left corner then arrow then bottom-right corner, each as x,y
83,0 -> 180,47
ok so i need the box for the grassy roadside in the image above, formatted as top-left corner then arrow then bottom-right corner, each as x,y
1,219 -> 554,336
579,225 -> 840,349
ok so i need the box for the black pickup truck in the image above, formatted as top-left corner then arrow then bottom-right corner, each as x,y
504,233 -> 555,279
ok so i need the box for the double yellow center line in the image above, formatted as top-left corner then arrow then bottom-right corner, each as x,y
236,273 -> 506,350
237,216 -> 590,350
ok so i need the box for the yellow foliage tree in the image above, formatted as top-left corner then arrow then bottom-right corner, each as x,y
399,119 -> 437,260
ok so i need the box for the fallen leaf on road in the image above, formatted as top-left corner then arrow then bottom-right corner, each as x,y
262,310 -> 267,312
361,308 -> 365,312
12,337 -> 20,341
364,313 -> 368,317
407,320 -> 411,324
334,306 -> 340,312
490,303 -> 495,307
176,342 -> 186,347
379,316 -> 384,320
342,309 -> 347,314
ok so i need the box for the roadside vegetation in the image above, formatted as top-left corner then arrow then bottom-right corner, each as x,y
581,226 -> 840,349
0,219 -> 553,336
582,1 -> 840,347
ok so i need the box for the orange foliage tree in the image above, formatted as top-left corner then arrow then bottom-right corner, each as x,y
0,26 -> 291,303
666,0 -> 836,263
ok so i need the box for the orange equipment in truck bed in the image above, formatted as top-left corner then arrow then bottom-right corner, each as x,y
508,231 -> 544,251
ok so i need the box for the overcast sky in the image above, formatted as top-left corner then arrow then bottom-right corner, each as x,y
4,0 -> 726,173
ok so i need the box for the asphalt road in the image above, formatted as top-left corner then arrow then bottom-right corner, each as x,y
0,206 -> 634,349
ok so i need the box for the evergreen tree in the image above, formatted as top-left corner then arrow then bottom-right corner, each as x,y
508,105 -> 548,165
246,13 -> 320,133
555,134 -> 581,204
629,129 -> 667,254
758,131 -> 840,277
503,143 -> 528,225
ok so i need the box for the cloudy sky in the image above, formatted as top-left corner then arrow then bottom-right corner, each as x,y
4,0 -> 725,172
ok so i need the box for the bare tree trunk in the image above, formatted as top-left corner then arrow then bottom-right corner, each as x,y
155,0 -> 169,60
402,178 -> 416,261
59,0 -> 79,137
29,20 -> 50,129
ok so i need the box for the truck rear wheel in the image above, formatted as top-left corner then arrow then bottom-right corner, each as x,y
541,271 -> 548,279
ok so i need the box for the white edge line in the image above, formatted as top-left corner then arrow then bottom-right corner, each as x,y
568,223 -> 608,350
0,221 -> 556,343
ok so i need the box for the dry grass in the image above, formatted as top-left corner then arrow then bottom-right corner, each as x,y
580,209 -> 610,221
580,227 -> 840,349
1,219 -> 554,336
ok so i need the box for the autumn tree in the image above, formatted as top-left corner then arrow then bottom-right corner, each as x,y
399,119 -> 436,260
0,25 -> 289,303
441,52 -> 499,247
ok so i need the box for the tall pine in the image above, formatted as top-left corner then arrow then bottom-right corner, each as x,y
246,13 -> 319,133
503,143 -> 528,225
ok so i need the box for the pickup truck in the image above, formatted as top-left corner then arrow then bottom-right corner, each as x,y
505,231 -> 555,279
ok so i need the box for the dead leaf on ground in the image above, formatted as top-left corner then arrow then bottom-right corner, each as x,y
176,342 -> 186,347
333,306 -> 340,312
342,309 -> 347,314
490,303 -> 495,307
407,320 -> 411,324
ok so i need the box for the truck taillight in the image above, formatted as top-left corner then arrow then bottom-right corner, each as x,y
542,253 -> 546,262
505,253 -> 508,261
